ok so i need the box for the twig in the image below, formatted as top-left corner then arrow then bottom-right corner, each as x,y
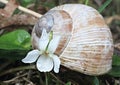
23,77 -> 35,85
105,15 -> 120,25
50,72 -> 65,85
0,14 -> 38,29
3,73 -> 27,83
0,0 -> 42,18
0,29 -> 4,35
0,65 -> 35,76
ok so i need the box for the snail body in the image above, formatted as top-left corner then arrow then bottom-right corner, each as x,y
32,4 -> 114,75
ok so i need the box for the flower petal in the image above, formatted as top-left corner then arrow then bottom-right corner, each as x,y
22,50 -> 40,63
39,29 -> 49,51
36,55 -> 53,72
47,35 -> 60,53
49,54 -> 60,73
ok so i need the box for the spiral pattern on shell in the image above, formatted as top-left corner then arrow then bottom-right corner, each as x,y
32,4 -> 114,75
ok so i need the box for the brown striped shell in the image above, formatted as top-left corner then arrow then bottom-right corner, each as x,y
32,4 -> 114,75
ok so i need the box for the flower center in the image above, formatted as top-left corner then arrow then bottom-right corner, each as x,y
43,51 -> 49,56
44,51 -> 49,55
40,30 -> 53,57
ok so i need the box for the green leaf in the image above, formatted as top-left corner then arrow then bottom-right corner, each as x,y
0,29 -> 31,50
98,0 -> 112,13
65,82 -> 71,85
42,2 -> 56,9
0,49 -> 29,60
18,0 -> 35,7
108,66 -> 120,77
93,77 -> 99,85
112,55 -> 120,66
107,55 -> 120,77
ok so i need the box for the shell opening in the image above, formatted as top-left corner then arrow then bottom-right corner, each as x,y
34,14 -> 54,37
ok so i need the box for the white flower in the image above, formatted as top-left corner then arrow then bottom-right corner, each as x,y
22,29 -> 61,73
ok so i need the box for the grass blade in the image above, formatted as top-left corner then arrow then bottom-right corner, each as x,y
98,0 -> 112,13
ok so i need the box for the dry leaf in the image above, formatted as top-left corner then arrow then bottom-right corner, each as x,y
0,0 -> 18,18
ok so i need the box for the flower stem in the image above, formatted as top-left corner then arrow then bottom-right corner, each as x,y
45,72 -> 48,85
85,0 -> 89,5
45,31 -> 53,52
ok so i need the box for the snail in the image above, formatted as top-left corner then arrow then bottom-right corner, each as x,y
32,4 -> 114,75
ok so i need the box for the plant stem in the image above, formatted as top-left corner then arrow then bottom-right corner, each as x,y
45,31 -> 53,52
38,72 -> 44,85
85,0 -> 89,5
45,72 -> 48,85
0,0 -> 42,18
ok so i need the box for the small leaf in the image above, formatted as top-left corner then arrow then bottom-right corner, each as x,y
98,0 -> 112,13
65,82 -> 71,85
112,55 -> 120,66
108,66 -> 120,77
0,29 -> 31,50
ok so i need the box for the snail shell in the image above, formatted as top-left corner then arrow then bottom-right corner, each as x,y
32,4 -> 114,75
